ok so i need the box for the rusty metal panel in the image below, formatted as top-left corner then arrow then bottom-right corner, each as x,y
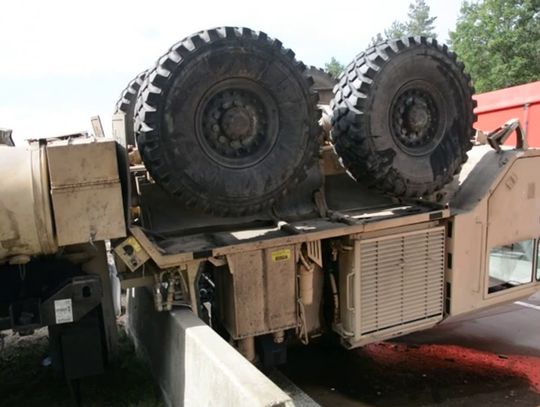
220,245 -> 297,339
46,138 -> 126,246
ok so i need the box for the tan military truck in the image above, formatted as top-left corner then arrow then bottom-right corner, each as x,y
1,27 -> 539,386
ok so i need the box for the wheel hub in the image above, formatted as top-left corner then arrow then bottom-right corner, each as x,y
197,80 -> 278,168
406,103 -> 429,132
221,107 -> 254,141
391,88 -> 440,153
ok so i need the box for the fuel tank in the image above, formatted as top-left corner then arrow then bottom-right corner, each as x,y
0,144 -> 57,263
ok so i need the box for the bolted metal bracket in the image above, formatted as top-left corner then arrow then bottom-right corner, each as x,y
487,118 -> 528,152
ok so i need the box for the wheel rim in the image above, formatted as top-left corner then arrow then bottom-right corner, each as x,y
196,78 -> 279,169
390,81 -> 445,156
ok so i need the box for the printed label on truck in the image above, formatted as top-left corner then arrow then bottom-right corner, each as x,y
127,236 -> 142,253
54,299 -> 74,324
271,248 -> 291,262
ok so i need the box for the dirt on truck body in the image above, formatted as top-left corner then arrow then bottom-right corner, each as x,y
0,26 -> 539,399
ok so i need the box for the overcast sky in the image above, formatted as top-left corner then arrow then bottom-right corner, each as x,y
0,0 -> 462,142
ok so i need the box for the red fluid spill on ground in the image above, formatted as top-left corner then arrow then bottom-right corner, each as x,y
362,342 -> 540,393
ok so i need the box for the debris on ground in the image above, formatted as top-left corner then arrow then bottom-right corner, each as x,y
0,326 -> 162,406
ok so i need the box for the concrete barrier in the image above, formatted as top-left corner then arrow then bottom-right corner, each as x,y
127,287 -> 293,407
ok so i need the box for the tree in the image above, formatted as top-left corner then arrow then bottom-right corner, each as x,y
383,0 -> 438,40
450,0 -> 540,93
325,57 -> 345,79
384,21 -> 407,39
406,0 -> 437,37
368,32 -> 385,47
339,0 -> 439,72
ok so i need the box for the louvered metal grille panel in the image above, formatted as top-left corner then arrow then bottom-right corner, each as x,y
359,227 -> 445,335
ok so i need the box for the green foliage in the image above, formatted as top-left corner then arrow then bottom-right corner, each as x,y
406,0 -> 437,37
368,32 -> 385,47
325,57 -> 346,79
450,0 -> 540,92
382,0 -> 438,41
384,21 -> 407,39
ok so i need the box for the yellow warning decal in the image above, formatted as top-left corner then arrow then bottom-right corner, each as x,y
271,249 -> 291,262
126,236 -> 142,253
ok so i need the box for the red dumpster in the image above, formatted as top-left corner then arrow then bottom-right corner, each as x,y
473,81 -> 540,147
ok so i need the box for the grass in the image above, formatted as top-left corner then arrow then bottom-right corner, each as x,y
0,328 -> 163,407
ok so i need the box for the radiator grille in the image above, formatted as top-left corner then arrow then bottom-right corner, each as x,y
359,227 -> 445,335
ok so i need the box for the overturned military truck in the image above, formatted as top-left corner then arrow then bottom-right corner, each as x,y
1,26 -> 540,385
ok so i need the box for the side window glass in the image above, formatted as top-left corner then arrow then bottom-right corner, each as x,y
488,239 -> 534,294
537,239 -> 540,281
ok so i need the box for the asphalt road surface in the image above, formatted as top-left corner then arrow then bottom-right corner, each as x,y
280,292 -> 540,406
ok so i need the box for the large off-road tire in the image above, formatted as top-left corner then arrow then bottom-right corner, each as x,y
135,27 -> 320,216
331,37 -> 476,197
115,70 -> 148,146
